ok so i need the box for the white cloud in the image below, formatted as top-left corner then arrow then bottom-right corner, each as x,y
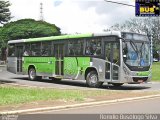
9,0 -> 135,34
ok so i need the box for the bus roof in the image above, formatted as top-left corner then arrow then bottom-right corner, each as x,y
8,31 -> 121,44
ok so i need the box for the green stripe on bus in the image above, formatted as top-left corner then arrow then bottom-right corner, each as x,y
137,71 -> 150,76
25,33 -> 93,42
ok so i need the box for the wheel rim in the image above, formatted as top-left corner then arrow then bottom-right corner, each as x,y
89,74 -> 98,84
30,69 -> 36,80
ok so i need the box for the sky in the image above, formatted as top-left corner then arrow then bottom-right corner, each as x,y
9,0 -> 135,34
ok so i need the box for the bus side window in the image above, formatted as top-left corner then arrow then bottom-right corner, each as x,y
31,43 -> 41,56
24,44 -> 31,56
105,43 -> 111,62
85,38 -> 102,56
68,42 -> 75,55
8,44 -> 15,57
42,42 -> 51,56
113,43 -> 120,64
68,40 -> 84,56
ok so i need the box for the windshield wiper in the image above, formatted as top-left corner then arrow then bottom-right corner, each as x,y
129,40 -> 139,56
139,42 -> 144,57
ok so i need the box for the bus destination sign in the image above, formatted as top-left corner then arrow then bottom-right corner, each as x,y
135,0 -> 160,16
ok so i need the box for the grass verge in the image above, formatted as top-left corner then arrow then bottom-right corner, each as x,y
0,86 -> 85,105
152,62 -> 160,81
0,86 -> 118,106
0,85 -> 160,107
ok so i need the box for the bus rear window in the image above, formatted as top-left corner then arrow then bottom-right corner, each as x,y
8,44 -> 15,57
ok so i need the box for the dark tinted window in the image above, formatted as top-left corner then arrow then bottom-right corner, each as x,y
8,44 -> 15,57
16,46 -> 24,57
42,42 -> 52,56
68,40 -> 84,56
30,43 -> 41,56
85,38 -> 102,56
23,44 -> 31,56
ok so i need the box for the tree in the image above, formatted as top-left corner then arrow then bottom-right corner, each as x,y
1,19 -> 61,41
0,0 -> 11,24
0,19 -> 61,60
2,19 -> 61,40
109,17 -> 160,54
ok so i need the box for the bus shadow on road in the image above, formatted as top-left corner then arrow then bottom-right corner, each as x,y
10,77 -> 151,90
11,77 -> 88,87
0,80 -> 16,84
102,85 -> 151,91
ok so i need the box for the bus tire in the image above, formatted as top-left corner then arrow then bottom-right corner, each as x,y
28,67 -> 37,81
112,83 -> 124,87
86,71 -> 103,88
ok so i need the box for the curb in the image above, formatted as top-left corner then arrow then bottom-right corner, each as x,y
1,94 -> 160,114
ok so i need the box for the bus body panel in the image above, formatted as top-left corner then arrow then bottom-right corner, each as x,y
91,58 -> 106,82
23,57 -> 56,76
23,57 -> 91,80
120,63 -> 151,83
64,57 -> 79,79
64,57 -> 90,79
76,57 -> 90,80
7,57 -> 17,74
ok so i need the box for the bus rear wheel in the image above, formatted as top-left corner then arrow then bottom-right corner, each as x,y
28,67 -> 38,81
86,71 -> 103,88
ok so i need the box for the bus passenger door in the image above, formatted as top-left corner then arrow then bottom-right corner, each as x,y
16,46 -> 23,73
105,41 -> 120,81
54,44 -> 64,75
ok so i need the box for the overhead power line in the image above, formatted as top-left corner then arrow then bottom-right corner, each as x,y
104,0 -> 135,7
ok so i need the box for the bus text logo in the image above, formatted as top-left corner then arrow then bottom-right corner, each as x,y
135,0 -> 160,16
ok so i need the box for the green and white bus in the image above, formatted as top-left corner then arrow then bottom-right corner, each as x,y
7,31 -> 151,87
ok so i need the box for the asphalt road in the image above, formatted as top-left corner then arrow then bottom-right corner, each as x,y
0,66 -> 160,91
38,97 -> 160,114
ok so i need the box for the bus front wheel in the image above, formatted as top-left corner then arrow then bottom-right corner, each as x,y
86,71 -> 103,88
28,68 -> 37,81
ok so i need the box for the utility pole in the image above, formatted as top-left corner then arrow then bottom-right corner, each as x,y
40,2 -> 44,21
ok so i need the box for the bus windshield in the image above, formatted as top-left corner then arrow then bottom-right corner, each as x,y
123,36 -> 150,67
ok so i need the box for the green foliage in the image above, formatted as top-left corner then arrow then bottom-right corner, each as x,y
152,62 -> 160,81
0,19 -> 61,60
153,49 -> 159,59
1,19 -> 61,41
0,0 -> 11,24
0,87 -> 84,105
